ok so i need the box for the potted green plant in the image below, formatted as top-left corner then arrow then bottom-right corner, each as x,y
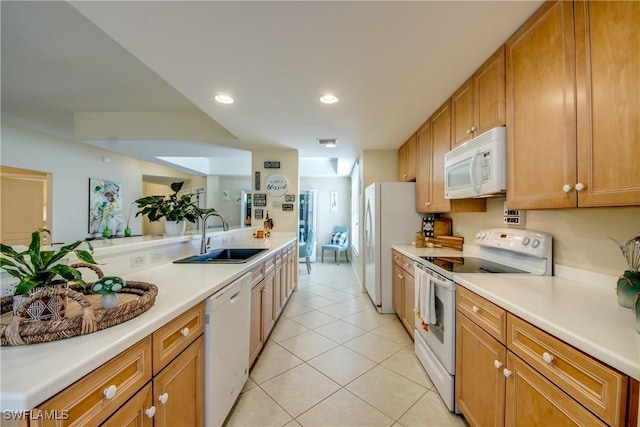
135,182 -> 202,235
0,228 -> 99,322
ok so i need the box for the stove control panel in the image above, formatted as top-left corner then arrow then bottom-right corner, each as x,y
475,228 -> 552,258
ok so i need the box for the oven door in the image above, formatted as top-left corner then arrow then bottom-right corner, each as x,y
414,269 -> 456,374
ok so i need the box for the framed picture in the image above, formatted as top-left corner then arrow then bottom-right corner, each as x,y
89,178 -> 124,234
255,209 -> 264,220
330,191 -> 338,213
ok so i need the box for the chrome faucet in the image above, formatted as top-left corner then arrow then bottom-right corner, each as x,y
200,210 -> 229,254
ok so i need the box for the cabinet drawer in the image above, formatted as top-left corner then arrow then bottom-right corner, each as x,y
152,302 -> 205,375
392,250 -> 403,267
34,336 -> 152,427
264,255 -> 275,275
401,255 -> 415,275
507,314 -> 628,426
456,286 -> 506,344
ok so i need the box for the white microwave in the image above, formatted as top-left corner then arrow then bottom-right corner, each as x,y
444,126 -> 506,199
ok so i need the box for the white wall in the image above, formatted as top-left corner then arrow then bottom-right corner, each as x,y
1,123 -> 205,243
251,149 -> 299,234
300,177 -> 351,260
209,176 -> 252,227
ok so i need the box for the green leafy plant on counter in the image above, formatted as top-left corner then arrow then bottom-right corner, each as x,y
0,228 -> 99,295
134,181 -> 202,223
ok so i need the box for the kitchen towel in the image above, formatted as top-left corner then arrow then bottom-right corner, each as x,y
415,266 -> 436,325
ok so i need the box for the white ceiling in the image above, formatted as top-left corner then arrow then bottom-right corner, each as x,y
2,1 -> 544,177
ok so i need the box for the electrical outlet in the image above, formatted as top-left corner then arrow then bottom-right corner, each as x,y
130,254 -> 148,269
1,283 -> 16,297
151,251 -> 163,264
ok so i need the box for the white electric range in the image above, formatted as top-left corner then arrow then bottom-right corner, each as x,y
413,228 -> 553,412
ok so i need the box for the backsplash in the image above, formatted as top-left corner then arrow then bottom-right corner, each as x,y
444,198 -> 640,277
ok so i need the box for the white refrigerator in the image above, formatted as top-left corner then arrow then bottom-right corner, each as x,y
364,182 -> 423,313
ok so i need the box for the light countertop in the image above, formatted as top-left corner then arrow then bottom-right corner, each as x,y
0,234 -> 296,410
393,244 -> 640,381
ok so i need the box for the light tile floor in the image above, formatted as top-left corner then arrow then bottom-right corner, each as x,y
226,262 -> 468,427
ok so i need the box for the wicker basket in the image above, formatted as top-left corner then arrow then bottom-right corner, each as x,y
0,264 -> 158,346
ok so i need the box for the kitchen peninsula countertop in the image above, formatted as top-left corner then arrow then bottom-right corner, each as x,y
0,234 -> 296,410
392,244 -> 640,381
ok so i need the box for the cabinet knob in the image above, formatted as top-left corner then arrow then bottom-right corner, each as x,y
466,129 -> 472,135
399,274 -> 404,280
472,305 -> 480,313
145,406 -> 156,418
180,327 -> 190,337
503,368 -> 512,378
103,384 -> 117,399
575,182 -> 585,191
158,392 -> 169,404
562,184 -> 573,193
542,352 -> 554,364
426,202 -> 431,207
494,360 -> 503,369
470,126 -> 477,132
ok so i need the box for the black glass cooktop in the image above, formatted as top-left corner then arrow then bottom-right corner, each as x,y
419,256 -> 529,274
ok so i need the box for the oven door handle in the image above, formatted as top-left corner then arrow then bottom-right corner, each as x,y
420,268 -> 455,291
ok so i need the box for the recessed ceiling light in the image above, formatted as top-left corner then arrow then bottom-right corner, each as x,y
318,139 -> 338,148
214,94 -> 234,104
319,94 -> 339,104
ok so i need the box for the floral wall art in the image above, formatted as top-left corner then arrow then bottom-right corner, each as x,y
89,178 -> 124,235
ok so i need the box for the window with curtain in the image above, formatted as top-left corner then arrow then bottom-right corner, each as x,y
350,161 -> 360,255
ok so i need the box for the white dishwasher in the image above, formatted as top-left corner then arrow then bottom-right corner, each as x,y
205,272 -> 252,427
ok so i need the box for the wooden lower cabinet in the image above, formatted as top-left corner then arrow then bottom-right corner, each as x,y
456,287 -> 631,427
391,251 -> 415,339
102,384 -> 154,427
152,336 -> 204,427
455,312 -> 506,427
249,280 -> 266,366
505,351 -> 606,427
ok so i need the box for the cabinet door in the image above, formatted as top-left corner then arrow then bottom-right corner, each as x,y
101,384 -> 153,427
392,262 -> 403,317
451,78 -> 474,148
504,352 -> 606,427
575,1 -> 640,207
153,336 -> 204,427
274,258 -> 282,318
506,1 -> 577,209
455,312 -> 506,427
399,142 -> 408,182
249,281 -> 265,367
262,270 -> 276,340
415,119 -> 432,213
398,134 -> 417,182
401,269 -> 415,339
474,46 -> 506,136
429,100 -> 452,213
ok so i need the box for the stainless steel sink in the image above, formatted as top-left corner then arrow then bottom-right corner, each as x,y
173,248 -> 269,264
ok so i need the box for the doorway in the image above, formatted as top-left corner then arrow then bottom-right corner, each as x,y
0,166 -> 52,245
299,189 -> 317,262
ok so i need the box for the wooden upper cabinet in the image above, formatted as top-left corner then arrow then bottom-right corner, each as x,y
452,46 -> 506,148
398,133 -> 417,182
416,119 -> 432,212
506,1 -> 577,210
574,0 -> 640,207
430,100 -> 453,213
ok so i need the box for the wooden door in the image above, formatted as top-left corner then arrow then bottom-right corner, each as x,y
429,100 -> 452,213
102,384 -> 153,427
474,46 -> 506,136
504,352 -> 606,426
455,312 -> 506,427
0,166 -> 51,245
575,0 -> 640,207
506,1 -> 577,209
415,119 -> 432,213
401,268 -> 415,339
153,336 -> 204,427
451,78 -> 474,148
404,134 -> 417,181
249,281 -> 264,366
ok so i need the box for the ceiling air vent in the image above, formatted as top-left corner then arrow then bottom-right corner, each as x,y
318,139 -> 338,148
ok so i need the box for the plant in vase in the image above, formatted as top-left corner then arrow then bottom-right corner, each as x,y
0,228 -> 99,322
609,234 -> 640,308
135,182 -> 202,235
